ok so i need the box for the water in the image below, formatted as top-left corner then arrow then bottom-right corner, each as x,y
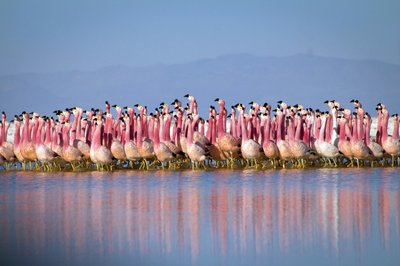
0,168 -> 399,265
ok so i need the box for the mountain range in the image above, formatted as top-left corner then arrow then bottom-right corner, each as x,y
1,53 -> 399,117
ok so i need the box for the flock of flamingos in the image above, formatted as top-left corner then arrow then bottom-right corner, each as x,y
0,96 -> 399,171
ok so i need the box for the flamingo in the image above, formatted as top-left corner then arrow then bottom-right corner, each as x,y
350,113 -> 371,167
289,114 -> 310,168
122,116 -> 140,168
20,112 -> 37,167
136,114 -> 155,170
380,108 -> 400,166
260,113 -> 279,166
214,98 -> 240,166
90,119 -> 113,170
61,122 -> 82,170
35,117 -> 56,171
207,115 -> 227,166
237,105 -> 263,167
153,117 -> 175,168
338,116 -> 354,166
364,113 -> 384,165
185,116 -> 207,168
316,114 -> 340,166
275,108 -> 292,167
110,106 -> 126,162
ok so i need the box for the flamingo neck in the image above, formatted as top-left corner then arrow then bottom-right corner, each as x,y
136,118 -> 143,148
393,118 -> 399,140
381,114 -> 389,142
14,123 -> 21,147
319,118 -> 326,142
211,119 -> 217,144
62,128 -> 70,149
187,121 -> 193,145
352,116 -> 358,141
154,122 -> 160,147
339,122 -> 346,141
365,119 -> 371,145
165,115 -> 172,142
44,122 -> 51,146
240,114 -> 248,143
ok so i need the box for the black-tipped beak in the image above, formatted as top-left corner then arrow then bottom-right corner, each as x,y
350,99 -> 355,103
105,101 -> 109,104
324,100 -> 329,104
293,104 -> 299,108
184,94 -> 189,98
133,104 -> 139,107
111,104 -> 117,108
249,101 -> 254,105
214,98 -> 220,102
160,102 -> 165,106
29,112 -> 33,115
277,101 -> 283,104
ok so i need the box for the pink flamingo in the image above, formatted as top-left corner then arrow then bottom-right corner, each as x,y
316,114 -> 339,166
153,117 -> 174,168
136,114 -> 155,170
380,109 -> 400,166
349,113 -> 370,167
275,108 -> 292,166
289,114 -> 310,167
61,122 -> 82,170
35,117 -> 56,170
185,117 -> 207,168
122,116 -> 140,168
20,112 -> 37,166
337,117 -> 354,166
260,113 -> 279,166
110,106 -> 126,162
90,119 -> 113,170
364,113 -> 384,165
238,105 -> 262,167
214,98 -> 240,166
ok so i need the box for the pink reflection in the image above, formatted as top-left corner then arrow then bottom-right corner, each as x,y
2,170 -> 399,262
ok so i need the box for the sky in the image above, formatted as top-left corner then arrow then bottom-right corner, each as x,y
1,0 -> 400,75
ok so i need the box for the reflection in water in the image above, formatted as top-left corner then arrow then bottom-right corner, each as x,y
0,169 -> 400,265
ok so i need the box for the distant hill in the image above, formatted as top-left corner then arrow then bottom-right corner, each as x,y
1,53 -> 400,117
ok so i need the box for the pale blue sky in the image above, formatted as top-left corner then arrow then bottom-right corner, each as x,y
1,0 -> 399,74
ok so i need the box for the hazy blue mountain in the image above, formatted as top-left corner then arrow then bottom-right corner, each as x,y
1,53 -> 399,117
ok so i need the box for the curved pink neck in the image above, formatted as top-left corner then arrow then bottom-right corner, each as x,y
186,120 -> 193,145
240,113 -> 248,143
365,119 -> 371,145
164,115 -> 172,141
352,116 -> 358,141
154,122 -> 160,147
393,118 -> 399,140
14,123 -> 21,147
136,118 -> 143,148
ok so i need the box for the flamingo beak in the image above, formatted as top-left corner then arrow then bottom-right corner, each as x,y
214,98 -> 220,102
184,94 -> 189,98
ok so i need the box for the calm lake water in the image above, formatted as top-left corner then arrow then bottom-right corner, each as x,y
0,168 -> 399,265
